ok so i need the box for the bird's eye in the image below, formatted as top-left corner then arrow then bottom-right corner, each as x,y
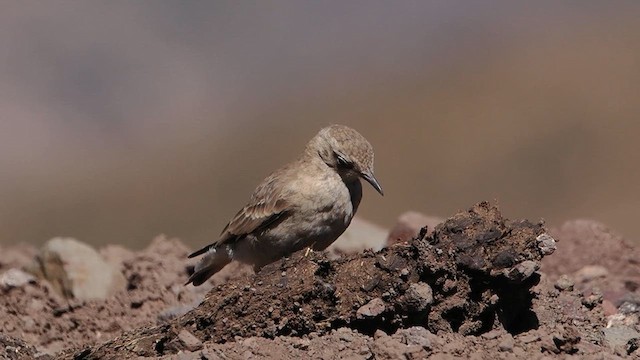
335,153 -> 353,169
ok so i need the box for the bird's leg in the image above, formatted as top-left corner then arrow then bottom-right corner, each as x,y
304,247 -> 314,257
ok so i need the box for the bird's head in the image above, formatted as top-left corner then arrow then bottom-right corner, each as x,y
309,124 -> 383,196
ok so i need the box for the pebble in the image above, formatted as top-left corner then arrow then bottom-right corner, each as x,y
554,275 -> 575,291
404,282 -> 433,311
0,268 -> 35,289
506,260 -> 539,281
536,233 -> 557,255
356,298 -> 385,319
498,334 -> 514,352
177,329 -> 203,352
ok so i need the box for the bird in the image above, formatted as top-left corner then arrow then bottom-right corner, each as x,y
186,124 -> 383,286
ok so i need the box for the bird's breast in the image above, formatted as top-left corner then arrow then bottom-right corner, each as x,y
298,173 -> 354,215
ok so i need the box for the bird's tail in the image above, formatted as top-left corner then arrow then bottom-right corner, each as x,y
186,248 -> 231,286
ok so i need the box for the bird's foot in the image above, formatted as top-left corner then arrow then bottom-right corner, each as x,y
304,247 -> 313,257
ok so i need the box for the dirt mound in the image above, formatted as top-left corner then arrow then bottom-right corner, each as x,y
1,202 -> 639,359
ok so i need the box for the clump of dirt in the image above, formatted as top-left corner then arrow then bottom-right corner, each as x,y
1,201 -> 638,359
66,202 -> 558,358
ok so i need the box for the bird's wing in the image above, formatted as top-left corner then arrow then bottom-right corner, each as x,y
188,172 -> 292,258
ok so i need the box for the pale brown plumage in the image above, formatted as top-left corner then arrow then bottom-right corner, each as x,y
187,171 -> 292,259
187,125 -> 382,286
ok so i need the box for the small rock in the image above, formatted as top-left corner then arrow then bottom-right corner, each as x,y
403,282 -> 433,312
0,268 -> 36,289
536,233 -> 557,255
505,260 -> 539,281
393,327 -> 432,349
357,298 -> 386,319
177,329 -> 202,352
604,326 -> 640,349
619,301 -> 640,315
27,237 -> 126,300
498,334 -> 514,352
554,275 -> 575,291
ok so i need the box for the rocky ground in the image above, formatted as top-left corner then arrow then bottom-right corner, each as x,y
1,202 -> 639,359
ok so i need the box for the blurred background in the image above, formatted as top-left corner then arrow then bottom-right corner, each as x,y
1,1 -> 639,249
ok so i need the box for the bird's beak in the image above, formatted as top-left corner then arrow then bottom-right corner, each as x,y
361,172 -> 384,196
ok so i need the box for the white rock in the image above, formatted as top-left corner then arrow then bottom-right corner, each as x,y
328,217 -> 387,257
536,233 -> 557,255
31,237 -> 126,300
0,268 -> 35,289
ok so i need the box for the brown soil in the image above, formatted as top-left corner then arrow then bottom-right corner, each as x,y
1,202 -> 639,359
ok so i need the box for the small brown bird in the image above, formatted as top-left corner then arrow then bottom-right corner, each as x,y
186,125 -> 383,286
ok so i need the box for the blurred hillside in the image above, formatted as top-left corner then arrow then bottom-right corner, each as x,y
1,2 -> 639,248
